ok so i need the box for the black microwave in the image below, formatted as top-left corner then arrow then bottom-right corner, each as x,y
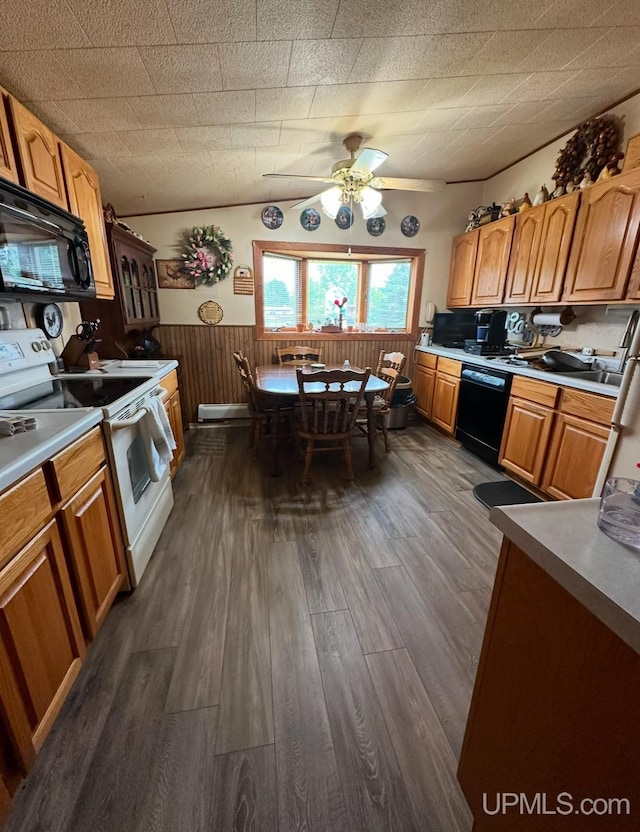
432,311 -> 477,347
0,179 -> 95,301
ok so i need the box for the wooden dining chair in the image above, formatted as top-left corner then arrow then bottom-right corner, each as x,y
295,366 -> 371,486
375,350 -> 406,374
276,346 -> 323,365
355,365 -> 401,453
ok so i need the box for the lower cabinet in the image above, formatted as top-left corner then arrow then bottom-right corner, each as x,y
167,391 -> 185,477
414,365 -> 436,418
431,371 -> 460,435
499,397 -> 555,485
414,353 -> 461,436
542,412 -> 611,500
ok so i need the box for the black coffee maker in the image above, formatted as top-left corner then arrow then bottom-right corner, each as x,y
464,309 -> 509,355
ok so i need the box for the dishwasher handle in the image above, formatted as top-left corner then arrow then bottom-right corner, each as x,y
461,366 -> 509,391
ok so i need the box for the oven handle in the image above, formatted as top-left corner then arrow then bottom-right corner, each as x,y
107,386 -> 169,431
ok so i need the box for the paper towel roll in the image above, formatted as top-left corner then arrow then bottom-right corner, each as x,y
531,312 -> 563,327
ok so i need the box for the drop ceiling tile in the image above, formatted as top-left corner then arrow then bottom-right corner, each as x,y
126,95 -> 199,128
451,104 -> 515,129
55,48 -> 155,98
116,129 -> 182,155
26,101 -> 82,134
416,76 -> 480,108
457,74 -> 531,106
255,144 -> 302,173
460,30 -> 549,76
309,80 -> 463,118
358,80 -> 444,114
279,118 -> 332,145
502,70 -> 579,102
257,0 -> 340,40
208,148 -> 257,170
230,121 -> 282,148
536,0 -> 619,28
490,100 -> 555,125
255,87 -> 315,122
0,0 -> 91,50
565,27 -> 640,69
218,42 -> 293,90
54,98 -> 142,132
0,51 -> 85,101
554,67 -> 629,98
166,0 -> 256,43
141,46 -> 223,95
448,126 -> 502,148
536,97 -> 601,123
349,33 -> 491,83
60,131 -> 132,159
175,125 -> 232,151
489,122 -> 572,146
309,84 -> 367,117
287,39 -> 362,87
595,0 -> 640,26
517,28 -> 608,72
110,155 -> 169,179
413,108 -> 474,131
87,157 -> 122,179
192,90 -> 256,125
65,0 -> 176,47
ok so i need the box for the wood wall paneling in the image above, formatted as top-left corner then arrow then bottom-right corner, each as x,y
155,325 -> 414,421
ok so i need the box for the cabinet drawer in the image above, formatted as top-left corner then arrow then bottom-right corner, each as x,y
511,375 -> 559,408
415,351 -> 437,369
559,388 -> 614,425
436,356 -> 462,377
0,469 -> 52,567
159,369 -> 178,397
49,427 -> 105,504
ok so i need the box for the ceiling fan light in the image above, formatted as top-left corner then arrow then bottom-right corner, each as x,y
360,186 -> 383,219
320,186 -> 342,219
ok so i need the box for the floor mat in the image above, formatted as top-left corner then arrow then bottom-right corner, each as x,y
473,480 -> 543,509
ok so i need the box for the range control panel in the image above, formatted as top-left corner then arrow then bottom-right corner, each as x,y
0,329 -> 54,373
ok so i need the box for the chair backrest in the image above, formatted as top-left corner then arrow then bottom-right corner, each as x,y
232,351 -> 260,412
378,366 -> 401,404
376,350 -> 406,374
277,346 -> 323,365
296,367 -> 371,437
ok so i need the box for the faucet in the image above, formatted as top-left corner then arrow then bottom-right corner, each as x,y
617,309 -> 640,372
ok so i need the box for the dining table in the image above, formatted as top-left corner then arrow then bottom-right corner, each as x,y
254,364 -> 390,474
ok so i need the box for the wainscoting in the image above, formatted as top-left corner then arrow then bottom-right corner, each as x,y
155,324 -> 416,422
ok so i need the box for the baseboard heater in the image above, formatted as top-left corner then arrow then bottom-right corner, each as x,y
198,403 -> 249,422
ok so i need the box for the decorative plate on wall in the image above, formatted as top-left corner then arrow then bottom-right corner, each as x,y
197,300 -> 224,325
261,205 -> 284,229
300,207 -> 321,231
366,216 -> 386,237
37,303 -> 63,338
401,215 -> 420,237
335,205 -> 353,229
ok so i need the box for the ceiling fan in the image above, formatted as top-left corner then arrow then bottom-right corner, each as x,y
263,134 -> 446,220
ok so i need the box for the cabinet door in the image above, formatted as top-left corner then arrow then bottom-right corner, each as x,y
471,216 -> 515,306
541,414 -> 610,500
530,191 -> 580,304
499,397 -> 554,485
60,142 -> 114,300
0,87 -> 18,184
59,466 -> 126,640
8,98 -> 67,209
414,366 -> 435,418
503,205 -> 545,304
168,391 -> 185,476
431,372 -> 460,435
447,230 -> 479,307
563,170 -> 640,302
0,520 -> 84,760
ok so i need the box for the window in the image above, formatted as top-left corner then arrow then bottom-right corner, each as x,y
254,241 -> 424,340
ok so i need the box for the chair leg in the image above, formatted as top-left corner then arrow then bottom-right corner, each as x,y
381,415 -> 390,453
343,439 -> 355,483
302,439 -> 314,486
253,419 -> 262,458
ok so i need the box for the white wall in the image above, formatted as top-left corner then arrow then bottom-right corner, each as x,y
125,183 -> 483,326
0,299 -> 81,356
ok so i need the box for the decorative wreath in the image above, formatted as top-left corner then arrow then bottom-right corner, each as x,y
552,115 -> 621,188
180,225 -> 233,285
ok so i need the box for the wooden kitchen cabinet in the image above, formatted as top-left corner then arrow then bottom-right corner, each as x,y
164,391 -> 185,478
0,520 -> 85,764
470,215 -> 515,307
59,142 -> 114,300
0,86 -> 18,184
59,466 -> 126,640
503,203 -> 544,304
446,230 -> 478,307
8,97 -> 67,209
529,191 -> 580,304
563,169 -> 640,302
431,357 -> 461,435
414,351 -> 437,418
499,397 -> 555,485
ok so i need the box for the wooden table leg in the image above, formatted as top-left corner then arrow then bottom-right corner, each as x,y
271,407 -> 280,476
365,392 -> 376,468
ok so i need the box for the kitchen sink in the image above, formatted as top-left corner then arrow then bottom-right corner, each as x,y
559,370 -> 623,387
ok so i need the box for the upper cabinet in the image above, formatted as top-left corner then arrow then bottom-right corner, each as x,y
447,229 -> 479,307
470,215 -> 515,307
563,169 -> 640,303
529,191 -> 580,305
503,204 -> 545,305
8,98 -> 68,209
59,142 -> 114,299
0,87 -> 18,184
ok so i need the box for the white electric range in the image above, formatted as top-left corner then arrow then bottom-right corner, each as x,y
0,329 -> 175,587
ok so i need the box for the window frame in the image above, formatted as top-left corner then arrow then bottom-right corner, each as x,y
253,240 -> 425,341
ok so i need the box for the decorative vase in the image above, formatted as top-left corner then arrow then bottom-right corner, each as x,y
338,311 -> 343,330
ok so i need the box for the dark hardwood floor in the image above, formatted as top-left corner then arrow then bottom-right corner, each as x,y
3,420 -> 507,832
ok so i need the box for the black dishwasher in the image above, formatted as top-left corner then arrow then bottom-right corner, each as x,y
456,364 -> 512,467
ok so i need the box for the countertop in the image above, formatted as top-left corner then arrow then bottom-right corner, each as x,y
491,499 -> 640,655
59,358 -> 178,381
0,409 -> 103,493
416,345 -> 619,398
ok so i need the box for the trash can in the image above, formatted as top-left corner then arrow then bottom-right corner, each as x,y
387,376 -> 415,429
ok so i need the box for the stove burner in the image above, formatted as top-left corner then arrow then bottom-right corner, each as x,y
0,376 -> 150,411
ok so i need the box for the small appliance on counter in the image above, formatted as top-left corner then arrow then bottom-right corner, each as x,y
432,311 -> 477,348
464,309 -> 511,356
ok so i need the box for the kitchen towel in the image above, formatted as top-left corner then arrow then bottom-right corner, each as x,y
140,395 -> 176,481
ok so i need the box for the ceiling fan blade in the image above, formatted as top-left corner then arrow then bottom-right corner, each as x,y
372,176 -> 446,192
350,148 -> 388,175
370,204 -> 387,218
290,191 -> 331,210
263,173 -> 335,183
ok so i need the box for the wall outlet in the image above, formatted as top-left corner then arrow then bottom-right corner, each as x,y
581,346 -> 594,356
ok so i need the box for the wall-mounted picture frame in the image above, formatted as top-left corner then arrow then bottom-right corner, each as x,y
156,259 -> 195,289
233,264 -> 254,295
